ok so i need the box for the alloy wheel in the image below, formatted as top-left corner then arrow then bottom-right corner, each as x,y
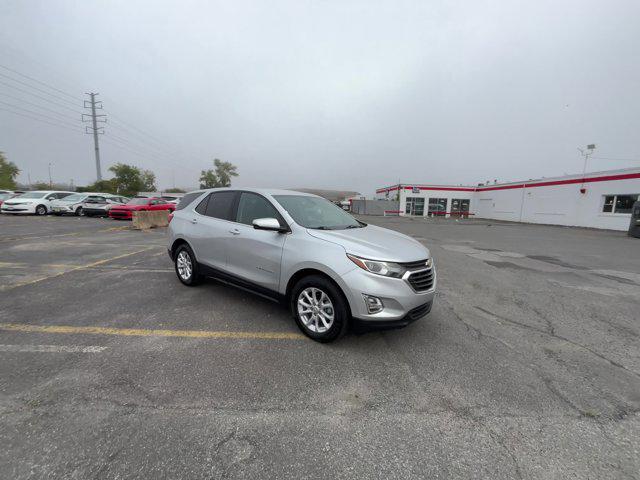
297,287 -> 335,333
176,251 -> 192,281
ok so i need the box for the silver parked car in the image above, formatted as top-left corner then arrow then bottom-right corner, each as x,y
81,195 -> 130,217
168,189 -> 436,342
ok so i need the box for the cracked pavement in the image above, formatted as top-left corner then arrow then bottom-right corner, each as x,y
0,214 -> 638,479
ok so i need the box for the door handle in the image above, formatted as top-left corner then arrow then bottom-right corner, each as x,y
191,218 -> 198,224
229,228 -> 241,235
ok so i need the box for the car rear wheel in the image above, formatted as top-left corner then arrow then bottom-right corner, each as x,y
174,244 -> 203,286
35,205 -> 47,216
75,206 -> 83,216
291,275 -> 348,342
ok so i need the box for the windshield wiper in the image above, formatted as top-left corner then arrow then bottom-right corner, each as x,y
345,224 -> 363,229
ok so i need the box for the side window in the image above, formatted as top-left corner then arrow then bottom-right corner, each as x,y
58,193 -> 72,199
45,193 -> 56,200
236,192 -> 280,226
176,191 -> 203,211
195,194 -> 210,215
602,195 -> 614,213
204,191 -> 237,220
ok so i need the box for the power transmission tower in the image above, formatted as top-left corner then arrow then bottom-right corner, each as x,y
83,93 -> 106,181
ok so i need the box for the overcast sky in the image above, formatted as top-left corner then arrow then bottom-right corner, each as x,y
1,0 -> 639,194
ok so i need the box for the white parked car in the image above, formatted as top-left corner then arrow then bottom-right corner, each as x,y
1,191 -> 74,215
50,192 -> 113,216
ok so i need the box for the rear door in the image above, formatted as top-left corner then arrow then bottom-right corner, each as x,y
225,192 -> 288,291
186,191 -> 238,271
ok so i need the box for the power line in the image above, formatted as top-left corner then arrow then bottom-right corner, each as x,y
592,156 -> 640,162
0,63 -> 81,102
0,108 -> 83,133
0,71 -> 81,107
0,79 -> 83,114
0,91 -> 81,123
0,100 -> 81,129
0,60 -> 203,165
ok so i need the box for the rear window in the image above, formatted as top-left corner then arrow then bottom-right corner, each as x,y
176,191 -> 204,211
127,198 -> 149,205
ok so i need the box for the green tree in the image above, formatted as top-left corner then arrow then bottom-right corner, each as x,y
77,179 -> 117,194
199,158 -> 238,188
164,187 -> 186,193
108,163 -> 156,196
32,181 -> 51,190
141,170 -> 156,191
0,152 -> 20,189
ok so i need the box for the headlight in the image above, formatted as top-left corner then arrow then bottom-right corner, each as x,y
347,254 -> 406,278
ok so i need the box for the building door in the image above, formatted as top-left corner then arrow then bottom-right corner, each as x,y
405,197 -> 425,216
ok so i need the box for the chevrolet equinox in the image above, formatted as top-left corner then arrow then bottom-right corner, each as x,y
168,189 -> 436,342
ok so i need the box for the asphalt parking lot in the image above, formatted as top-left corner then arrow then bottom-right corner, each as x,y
0,213 -> 639,479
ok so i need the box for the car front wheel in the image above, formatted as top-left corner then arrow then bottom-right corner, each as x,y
35,205 -> 47,216
174,244 -> 203,286
291,275 -> 348,342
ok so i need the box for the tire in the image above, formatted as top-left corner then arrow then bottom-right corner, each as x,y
290,275 -> 349,342
75,206 -> 83,216
174,244 -> 203,286
35,205 -> 47,216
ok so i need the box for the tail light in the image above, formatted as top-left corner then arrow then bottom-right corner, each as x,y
168,212 -> 174,223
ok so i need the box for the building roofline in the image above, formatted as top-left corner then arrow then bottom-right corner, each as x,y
376,167 -> 640,193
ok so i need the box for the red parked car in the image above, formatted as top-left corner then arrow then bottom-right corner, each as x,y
108,197 -> 175,220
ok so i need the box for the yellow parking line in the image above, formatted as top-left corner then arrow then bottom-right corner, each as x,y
0,323 -> 305,340
0,248 -> 153,291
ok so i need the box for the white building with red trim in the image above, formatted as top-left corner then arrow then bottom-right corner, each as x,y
375,167 -> 640,231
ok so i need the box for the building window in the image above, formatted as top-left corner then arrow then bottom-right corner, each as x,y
602,194 -> 639,214
451,199 -> 470,216
428,198 -> 447,217
405,197 -> 425,215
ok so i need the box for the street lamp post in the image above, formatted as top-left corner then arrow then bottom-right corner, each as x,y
578,144 -> 596,192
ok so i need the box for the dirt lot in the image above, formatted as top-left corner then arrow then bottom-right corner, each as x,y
0,214 -> 638,479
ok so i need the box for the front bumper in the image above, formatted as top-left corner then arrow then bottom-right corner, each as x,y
83,207 -> 108,216
109,210 -> 133,219
352,301 -> 432,331
1,204 -> 36,213
341,265 -> 436,324
51,206 -> 76,214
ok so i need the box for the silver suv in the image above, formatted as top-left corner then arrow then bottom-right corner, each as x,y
168,189 -> 436,342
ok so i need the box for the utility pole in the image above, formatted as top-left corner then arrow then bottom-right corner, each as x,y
48,162 -> 53,188
83,93 -> 106,181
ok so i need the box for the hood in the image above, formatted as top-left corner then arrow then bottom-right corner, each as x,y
51,199 -> 82,206
4,198 -> 37,205
306,224 -> 430,262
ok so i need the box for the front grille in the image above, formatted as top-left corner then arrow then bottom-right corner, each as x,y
408,302 -> 432,320
109,210 -> 130,217
400,259 -> 430,270
406,268 -> 434,292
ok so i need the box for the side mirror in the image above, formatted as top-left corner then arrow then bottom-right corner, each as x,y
253,217 -> 287,232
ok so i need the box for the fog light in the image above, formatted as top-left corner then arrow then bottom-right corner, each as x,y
363,294 -> 384,314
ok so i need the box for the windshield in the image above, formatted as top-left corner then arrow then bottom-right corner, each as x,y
0,193 -> 12,200
127,198 -> 149,205
274,195 -> 363,229
60,194 -> 85,203
17,192 -> 47,199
